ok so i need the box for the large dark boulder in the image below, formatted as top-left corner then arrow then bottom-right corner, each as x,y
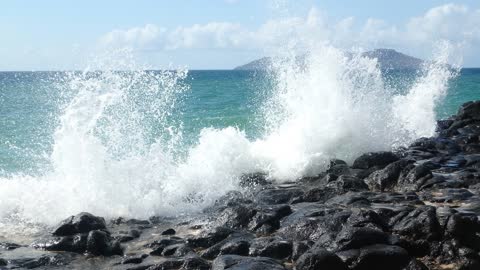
219,239 -> 250,256
391,206 -> 442,241
345,209 -> 388,230
255,188 -> 304,205
352,244 -> 410,270
295,247 -> 348,270
187,227 -> 234,248
215,205 -> 257,229
249,237 -> 292,259
328,175 -> 369,193
365,159 -> 411,191
248,204 -> 292,233
335,227 -> 389,251
32,229 -> 122,256
396,163 -> 433,191
352,152 -> 399,169
457,101 -> 480,120
52,212 -> 106,236
86,230 -> 122,256
445,213 -> 480,250
201,233 -> 253,259
279,210 -> 350,244
86,230 -> 110,255
446,213 -> 480,239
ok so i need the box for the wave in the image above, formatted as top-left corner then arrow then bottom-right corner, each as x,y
0,44 -> 457,237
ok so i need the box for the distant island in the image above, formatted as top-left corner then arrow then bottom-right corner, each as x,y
234,49 -> 424,70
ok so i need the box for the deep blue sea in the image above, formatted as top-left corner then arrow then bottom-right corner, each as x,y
0,54 -> 479,229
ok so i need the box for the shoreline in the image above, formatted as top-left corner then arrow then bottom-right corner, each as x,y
2,100 -> 480,269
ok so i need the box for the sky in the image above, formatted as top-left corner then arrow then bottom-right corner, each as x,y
1,0 -> 480,70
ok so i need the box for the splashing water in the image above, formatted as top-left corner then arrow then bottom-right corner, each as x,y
252,44 -> 457,180
393,43 -> 460,137
0,44 -> 457,236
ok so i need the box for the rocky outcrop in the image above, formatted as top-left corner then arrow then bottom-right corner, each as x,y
3,100 -> 480,269
31,212 -> 123,256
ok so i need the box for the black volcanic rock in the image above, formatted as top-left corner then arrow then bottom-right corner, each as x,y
9,99 -> 480,269
296,247 -> 348,270
352,244 -> 410,270
352,151 -> 399,169
328,175 -> 369,192
86,230 -> 122,256
31,212 -> 123,257
248,237 -> 292,259
457,100 -> 480,120
364,159 -> 412,191
390,206 -> 442,241
53,212 -> 106,236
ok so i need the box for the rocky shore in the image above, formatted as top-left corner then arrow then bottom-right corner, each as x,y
3,101 -> 480,269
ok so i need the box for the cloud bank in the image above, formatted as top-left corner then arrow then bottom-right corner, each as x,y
98,3 -> 480,65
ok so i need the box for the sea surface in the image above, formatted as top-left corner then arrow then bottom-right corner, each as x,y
0,50 -> 479,234
0,70 -> 267,176
1,69 -> 479,176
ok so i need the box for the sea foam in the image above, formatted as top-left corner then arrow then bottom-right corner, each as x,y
0,44 -> 457,237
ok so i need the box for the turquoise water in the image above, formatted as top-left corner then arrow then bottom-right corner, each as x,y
0,69 -> 479,177
0,46 -> 479,228
441,68 -> 480,117
0,71 -> 263,176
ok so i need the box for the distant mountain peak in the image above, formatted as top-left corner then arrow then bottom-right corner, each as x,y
362,49 -> 423,70
233,57 -> 272,71
234,49 -> 424,70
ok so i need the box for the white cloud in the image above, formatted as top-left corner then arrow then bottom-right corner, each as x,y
166,22 -> 249,50
407,4 -> 467,42
98,4 -> 480,63
99,24 -> 166,50
406,4 -> 480,45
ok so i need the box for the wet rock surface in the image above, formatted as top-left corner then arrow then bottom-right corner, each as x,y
3,101 -> 480,269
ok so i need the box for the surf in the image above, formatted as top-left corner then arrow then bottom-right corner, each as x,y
0,43 -> 457,237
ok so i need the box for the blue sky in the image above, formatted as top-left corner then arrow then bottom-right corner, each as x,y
1,0 -> 480,70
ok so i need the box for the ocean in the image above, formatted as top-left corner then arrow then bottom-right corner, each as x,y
0,49 -> 479,235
